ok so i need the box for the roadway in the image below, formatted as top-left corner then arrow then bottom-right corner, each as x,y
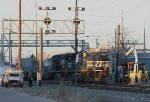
0,86 -> 56,102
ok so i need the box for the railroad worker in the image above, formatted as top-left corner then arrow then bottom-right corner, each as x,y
145,71 -> 148,84
142,71 -> 148,84
130,71 -> 135,85
119,68 -> 123,83
146,71 -> 149,81
129,71 -> 132,84
137,70 -> 142,84
104,67 -> 108,80
28,73 -> 33,87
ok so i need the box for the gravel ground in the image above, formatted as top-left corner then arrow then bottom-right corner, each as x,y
12,82 -> 150,102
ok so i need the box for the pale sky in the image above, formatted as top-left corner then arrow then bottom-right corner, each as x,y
0,0 -> 150,60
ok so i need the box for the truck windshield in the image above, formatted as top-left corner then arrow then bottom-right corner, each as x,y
9,74 -> 19,77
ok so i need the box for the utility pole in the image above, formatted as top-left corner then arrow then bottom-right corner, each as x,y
9,18 -> 12,65
122,9 -> 124,52
38,28 -> 43,86
18,0 -> 22,71
115,28 -> 116,49
35,0 -> 38,61
1,18 -> 4,64
144,19 -> 146,52
122,9 -> 127,65
144,27 -> 146,52
115,25 -> 120,83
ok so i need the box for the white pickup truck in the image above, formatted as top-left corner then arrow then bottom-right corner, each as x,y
1,68 -> 23,87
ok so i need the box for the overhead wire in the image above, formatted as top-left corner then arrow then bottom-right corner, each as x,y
87,0 -> 147,26
86,0 -> 149,35
83,0 -> 121,15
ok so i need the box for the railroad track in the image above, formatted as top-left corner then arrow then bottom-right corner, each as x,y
23,80 -> 150,94
78,81 -> 150,94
